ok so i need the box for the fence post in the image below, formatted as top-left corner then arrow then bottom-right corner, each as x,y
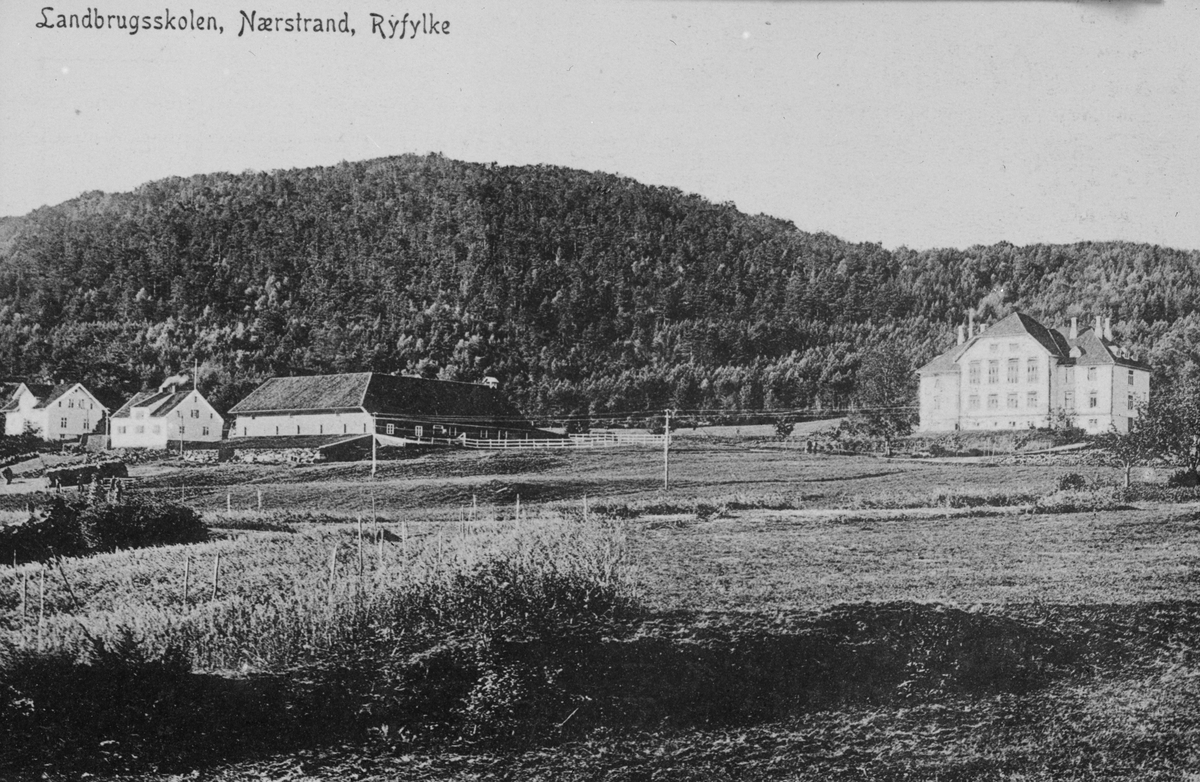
183,556 -> 191,609
210,553 -> 221,601
37,566 -> 45,652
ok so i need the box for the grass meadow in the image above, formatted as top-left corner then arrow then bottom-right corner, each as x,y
2,446 -> 1199,780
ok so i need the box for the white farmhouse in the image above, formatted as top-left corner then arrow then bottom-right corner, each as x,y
918,312 -> 1151,434
1,382 -> 108,440
110,384 -> 225,449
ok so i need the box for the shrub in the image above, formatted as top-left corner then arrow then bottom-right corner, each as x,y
77,497 -> 207,552
0,494 -> 206,564
1166,470 -> 1199,488
1056,473 -> 1088,491
1032,487 -> 1124,514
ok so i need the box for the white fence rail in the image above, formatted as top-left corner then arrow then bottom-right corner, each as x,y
389,432 -> 667,450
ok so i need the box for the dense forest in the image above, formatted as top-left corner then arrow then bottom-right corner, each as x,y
1,153 -> 1198,422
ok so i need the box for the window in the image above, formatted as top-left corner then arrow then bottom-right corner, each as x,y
1007,358 -> 1019,383
319,425 -> 324,434
934,377 -> 941,390
1007,393 -> 1018,409
68,400 -> 74,408
297,425 -> 301,434
988,360 -> 999,384
987,394 -> 999,410
1088,419 -> 1098,428
152,425 -> 161,434
343,424 -> 347,433
1065,367 -> 1075,383
1127,369 -> 1134,385
136,425 -> 145,434
178,410 -> 184,417
989,342 -> 999,353
243,427 -> 247,436
57,401 -> 62,408
1128,393 -> 1135,409
60,417 -> 67,428
1087,367 -> 1097,381
275,426 -> 280,435
1027,391 -> 1038,408
118,426 -> 126,434
932,397 -> 941,411
386,423 -> 395,435
363,424 -> 367,433
415,425 -> 424,438
968,362 -> 981,385
180,425 -> 186,435
202,426 -> 210,436
1065,391 -> 1075,409
1009,342 -> 1020,353
1089,393 -> 1098,409
1026,358 -> 1038,383
191,409 -> 200,418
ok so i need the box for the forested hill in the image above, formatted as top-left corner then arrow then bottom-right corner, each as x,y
1,152 -> 1198,420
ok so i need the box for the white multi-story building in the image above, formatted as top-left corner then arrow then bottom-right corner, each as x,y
918,312 -> 1151,434
1,382 -> 108,440
109,384 -> 225,449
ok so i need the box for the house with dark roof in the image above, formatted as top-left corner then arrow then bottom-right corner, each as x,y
2,382 -> 108,440
918,312 -> 1151,434
110,383 -> 225,449
228,372 -> 547,445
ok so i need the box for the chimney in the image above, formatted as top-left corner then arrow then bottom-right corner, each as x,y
1094,314 -> 1103,337
1069,317 -> 1078,340
1104,316 -> 1113,341
968,312 -> 975,339
957,324 -> 966,345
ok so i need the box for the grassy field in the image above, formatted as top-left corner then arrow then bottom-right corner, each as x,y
2,447 -> 1199,780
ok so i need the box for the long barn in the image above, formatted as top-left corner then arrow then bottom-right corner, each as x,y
228,372 -> 549,445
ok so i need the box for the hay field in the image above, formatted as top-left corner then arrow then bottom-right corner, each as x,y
3,448 -> 1199,781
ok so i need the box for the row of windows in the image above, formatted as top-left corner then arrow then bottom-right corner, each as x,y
116,425 -> 211,436
59,399 -> 95,409
967,392 -> 1040,410
968,359 -> 1040,385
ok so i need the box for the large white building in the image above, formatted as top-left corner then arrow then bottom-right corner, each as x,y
917,312 -> 1151,434
109,384 -> 225,449
1,382 -> 108,440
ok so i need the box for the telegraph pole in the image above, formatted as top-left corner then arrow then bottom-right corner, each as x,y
662,408 -> 672,490
371,414 -> 377,477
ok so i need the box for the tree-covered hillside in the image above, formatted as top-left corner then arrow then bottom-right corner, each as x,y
1,153 -> 1198,420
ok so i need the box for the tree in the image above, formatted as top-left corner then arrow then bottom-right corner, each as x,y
1094,412 -> 1155,488
774,417 -> 795,440
852,346 -> 917,454
1139,380 -> 1200,481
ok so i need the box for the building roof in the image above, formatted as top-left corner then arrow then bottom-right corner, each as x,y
229,373 -> 372,414
228,372 -> 533,429
111,388 -> 197,420
918,311 -> 1151,374
30,382 -> 107,411
0,383 -> 51,412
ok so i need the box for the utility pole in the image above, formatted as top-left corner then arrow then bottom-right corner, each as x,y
662,408 -> 672,490
371,414 -> 377,477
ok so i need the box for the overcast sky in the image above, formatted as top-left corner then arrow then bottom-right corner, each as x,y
2,0 -> 1197,250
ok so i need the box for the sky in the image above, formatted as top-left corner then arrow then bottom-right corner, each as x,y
1,0 -> 1198,251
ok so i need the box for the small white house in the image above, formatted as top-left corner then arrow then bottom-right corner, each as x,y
1,382 -> 108,441
110,385 -> 225,449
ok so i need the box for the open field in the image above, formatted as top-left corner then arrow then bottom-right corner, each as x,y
2,447 -> 1200,780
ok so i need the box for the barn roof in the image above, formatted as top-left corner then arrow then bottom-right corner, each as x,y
228,373 -> 532,428
228,373 -> 372,414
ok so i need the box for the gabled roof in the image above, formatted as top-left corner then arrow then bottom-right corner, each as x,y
229,373 -> 372,414
228,372 -> 534,429
917,311 -> 1151,374
0,383 -> 25,413
31,382 -> 107,411
111,388 -> 199,419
